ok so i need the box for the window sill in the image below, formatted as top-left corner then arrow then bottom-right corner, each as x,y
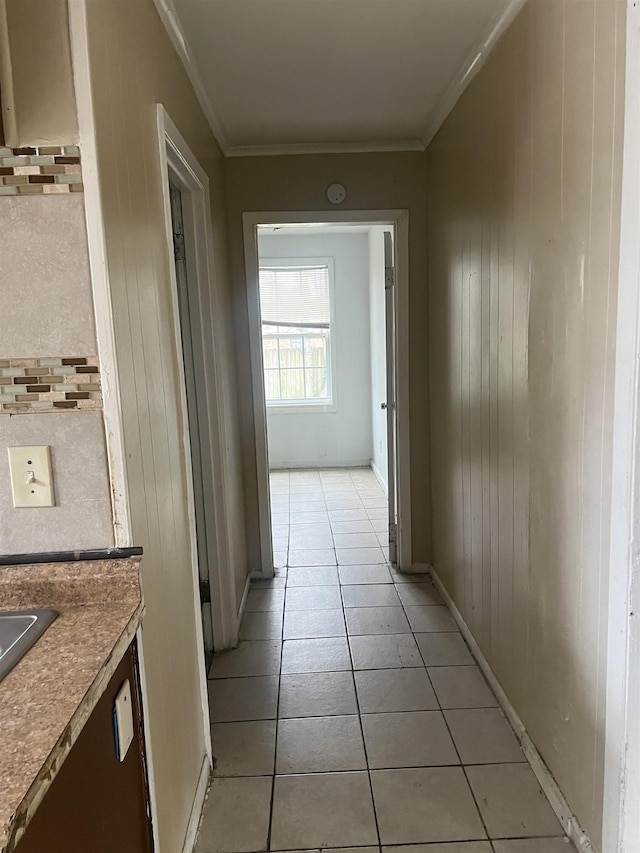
266,402 -> 337,415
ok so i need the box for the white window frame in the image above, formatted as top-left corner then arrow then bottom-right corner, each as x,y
260,256 -> 337,414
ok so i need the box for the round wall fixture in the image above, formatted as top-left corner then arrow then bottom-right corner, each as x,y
327,183 -> 346,205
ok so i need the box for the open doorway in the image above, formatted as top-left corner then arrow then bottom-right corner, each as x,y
243,211 -> 411,579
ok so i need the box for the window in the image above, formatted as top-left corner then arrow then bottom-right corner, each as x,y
259,261 -> 333,407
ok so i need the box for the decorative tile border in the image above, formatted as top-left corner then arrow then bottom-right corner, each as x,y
0,357 -> 101,413
0,146 -> 82,196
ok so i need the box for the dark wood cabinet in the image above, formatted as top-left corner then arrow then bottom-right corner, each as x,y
16,640 -> 153,853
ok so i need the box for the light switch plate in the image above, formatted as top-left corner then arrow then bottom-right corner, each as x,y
7,445 -> 55,508
113,679 -> 134,762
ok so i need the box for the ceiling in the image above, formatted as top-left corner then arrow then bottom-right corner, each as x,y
161,0 -> 520,156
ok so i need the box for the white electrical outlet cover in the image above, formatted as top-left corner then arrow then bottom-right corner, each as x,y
113,679 -> 134,762
7,445 -> 55,508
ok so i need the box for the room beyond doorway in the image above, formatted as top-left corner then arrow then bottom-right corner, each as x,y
243,209 -> 412,576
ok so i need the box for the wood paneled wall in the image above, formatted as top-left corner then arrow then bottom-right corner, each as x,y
427,1 -> 625,847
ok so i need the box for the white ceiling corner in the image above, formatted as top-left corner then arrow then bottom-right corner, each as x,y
155,0 -> 526,158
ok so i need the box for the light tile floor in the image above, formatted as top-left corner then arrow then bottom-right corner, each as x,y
197,468 -> 574,853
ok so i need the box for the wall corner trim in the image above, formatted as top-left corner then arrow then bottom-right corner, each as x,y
151,0 -> 230,155
181,755 -> 211,853
429,565 -> 595,853
421,0 -> 527,148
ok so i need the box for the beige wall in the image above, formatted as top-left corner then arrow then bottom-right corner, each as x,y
82,0 -> 248,848
427,1 -> 625,848
224,152 -> 430,569
0,0 -> 78,146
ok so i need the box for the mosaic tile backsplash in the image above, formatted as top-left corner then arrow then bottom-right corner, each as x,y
0,357 -> 101,413
0,146 -> 82,196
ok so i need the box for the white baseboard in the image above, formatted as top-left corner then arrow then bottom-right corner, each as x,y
371,460 -> 388,496
429,566 -> 593,853
235,573 -> 252,640
269,460 -> 373,471
182,755 -> 211,853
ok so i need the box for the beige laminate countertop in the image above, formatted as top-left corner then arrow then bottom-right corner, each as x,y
0,556 -> 144,852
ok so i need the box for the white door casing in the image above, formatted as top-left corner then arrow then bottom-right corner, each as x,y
384,230 -> 398,566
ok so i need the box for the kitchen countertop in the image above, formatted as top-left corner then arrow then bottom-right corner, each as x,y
0,556 -> 144,852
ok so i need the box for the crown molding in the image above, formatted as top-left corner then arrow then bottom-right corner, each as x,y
225,138 -> 425,158
421,0 -> 527,148
152,0 -> 230,155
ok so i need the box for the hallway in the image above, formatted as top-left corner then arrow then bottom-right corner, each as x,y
196,469 -> 572,853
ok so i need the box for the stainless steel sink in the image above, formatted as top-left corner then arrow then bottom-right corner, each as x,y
0,609 -> 58,682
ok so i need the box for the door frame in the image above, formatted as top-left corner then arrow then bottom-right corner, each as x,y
242,209 -> 412,577
602,2 -> 640,850
157,106 -> 239,652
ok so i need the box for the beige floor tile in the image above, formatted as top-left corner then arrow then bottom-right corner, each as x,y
333,532 -> 381,548
366,507 -> 388,519
209,676 -> 279,722
354,668 -> 438,713
330,519 -> 375,534
279,671 -> 357,718
271,772 -> 378,850
329,509 -> 370,522
416,633 -> 474,666
390,568 -> 430,583
246,588 -> 286,613
289,511 -> 330,524
286,566 -> 339,586
240,610 -> 283,640
209,641 -> 282,679
395,582 -> 443,606
337,547 -> 387,565
285,585 -> 342,610
444,709 -> 525,764
195,776 -> 272,853
287,500 -> 328,512
371,767 -> 486,845
362,711 -> 459,768
383,844 -> 491,852
465,764 -> 564,839
283,608 -> 346,639
273,537 -> 289,550
289,528 -> 335,549
342,584 -> 401,607
428,666 -> 499,709
328,848 -> 379,853
289,548 -> 337,567
492,840 -> 573,852
338,565 -> 394,585
212,720 -> 276,776
350,634 -> 422,669
276,715 -> 366,772
345,606 -> 410,635
272,513 -> 289,525
405,605 -> 458,632
281,637 -> 352,673
371,518 -> 389,533
325,498 -> 366,509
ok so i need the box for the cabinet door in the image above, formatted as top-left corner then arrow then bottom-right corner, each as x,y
17,641 -> 153,853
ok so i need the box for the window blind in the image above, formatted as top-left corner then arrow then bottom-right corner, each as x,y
259,266 -> 330,326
